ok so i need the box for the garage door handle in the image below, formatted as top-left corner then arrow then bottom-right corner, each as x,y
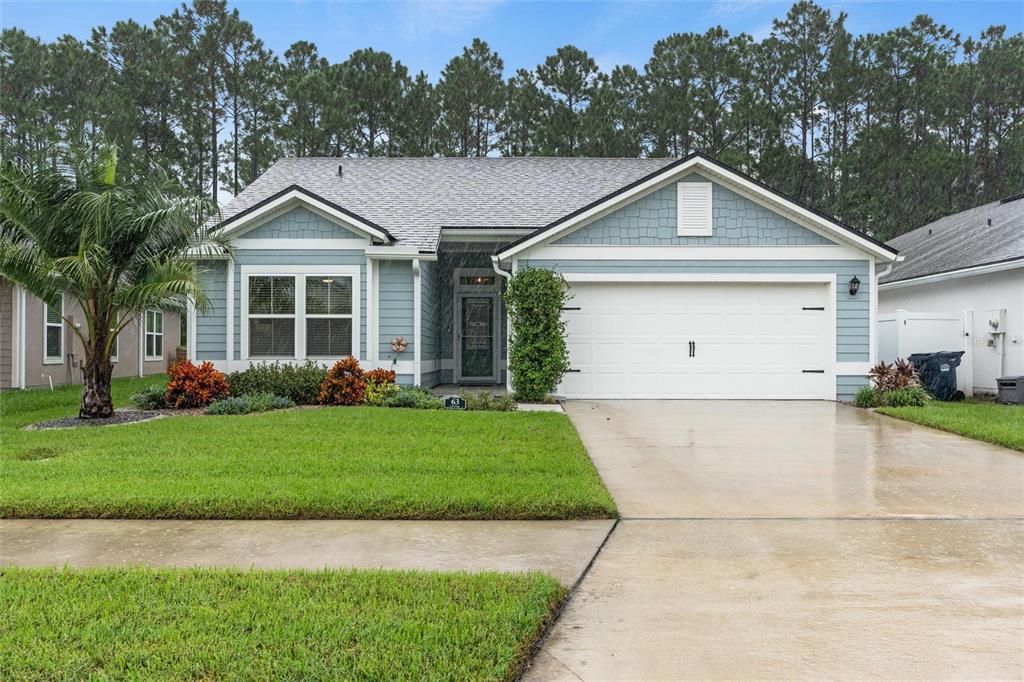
565,369 -> 581,373
802,306 -> 825,311
561,306 -> 581,311
802,369 -> 825,373
688,340 -> 695,358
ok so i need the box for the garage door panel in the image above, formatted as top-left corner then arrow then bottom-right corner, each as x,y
558,281 -> 832,399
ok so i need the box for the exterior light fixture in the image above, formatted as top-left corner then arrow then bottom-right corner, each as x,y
848,276 -> 861,296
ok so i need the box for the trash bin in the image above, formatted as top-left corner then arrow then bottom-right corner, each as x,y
907,351 -> 966,402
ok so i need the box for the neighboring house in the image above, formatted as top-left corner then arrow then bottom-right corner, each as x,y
189,153 -> 898,400
878,194 -> 1023,394
0,280 -> 181,389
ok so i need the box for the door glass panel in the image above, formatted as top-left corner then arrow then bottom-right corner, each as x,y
461,297 -> 493,378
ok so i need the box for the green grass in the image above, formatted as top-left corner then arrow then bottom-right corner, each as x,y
0,377 -> 616,519
878,399 -> 1024,452
0,566 -> 565,681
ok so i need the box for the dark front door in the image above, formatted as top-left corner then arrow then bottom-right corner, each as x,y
459,295 -> 495,381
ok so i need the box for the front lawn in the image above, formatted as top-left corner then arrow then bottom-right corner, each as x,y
878,399 -> 1024,452
0,378 -> 616,519
0,566 -> 564,680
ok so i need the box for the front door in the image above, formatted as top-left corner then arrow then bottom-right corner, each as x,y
458,295 -> 496,382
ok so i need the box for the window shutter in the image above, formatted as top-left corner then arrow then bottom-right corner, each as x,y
677,181 -> 713,236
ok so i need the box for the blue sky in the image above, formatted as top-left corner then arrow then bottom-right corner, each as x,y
3,0 -> 1021,78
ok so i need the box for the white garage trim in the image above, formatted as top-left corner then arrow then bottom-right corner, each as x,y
522,245 -> 867,261
561,272 -> 836,285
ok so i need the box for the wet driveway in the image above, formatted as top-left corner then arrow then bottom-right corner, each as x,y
526,401 -> 1024,681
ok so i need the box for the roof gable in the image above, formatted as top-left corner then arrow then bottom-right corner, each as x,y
498,154 -> 898,261
552,172 -> 838,247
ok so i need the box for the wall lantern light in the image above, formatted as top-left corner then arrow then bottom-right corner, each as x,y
848,276 -> 861,296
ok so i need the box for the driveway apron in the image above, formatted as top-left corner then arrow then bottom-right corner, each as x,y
526,401 -> 1024,681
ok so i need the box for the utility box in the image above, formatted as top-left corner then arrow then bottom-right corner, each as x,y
996,376 -> 1024,405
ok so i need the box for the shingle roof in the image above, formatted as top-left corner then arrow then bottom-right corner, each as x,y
881,195 -> 1024,283
217,157 -> 677,251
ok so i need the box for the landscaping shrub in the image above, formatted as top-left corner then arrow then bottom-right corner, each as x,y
164,360 -> 229,408
868,359 -> 920,392
460,391 -> 518,412
319,357 -> 366,406
853,385 -> 879,408
504,268 -> 571,402
226,361 -> 326,405
130,384 -> 168,410
364,369 -> 399,407
206,392 -> 295,415
383,385 -> 442,409
879,386 -> 931,408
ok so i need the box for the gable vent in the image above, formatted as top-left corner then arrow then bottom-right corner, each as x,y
677,181 -> 713,236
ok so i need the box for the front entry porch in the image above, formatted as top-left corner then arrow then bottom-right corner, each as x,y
420,241 -> 510,390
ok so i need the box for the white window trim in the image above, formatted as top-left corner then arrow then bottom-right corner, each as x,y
43,296 -> 64,365
676,180 -> 713,236
144,309 -> 164,361
245,275 -> 298,359
304,274 -> 357,360
239,264 -> 361,362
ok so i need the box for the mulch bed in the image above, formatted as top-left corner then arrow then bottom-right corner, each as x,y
26,409 -> 165,431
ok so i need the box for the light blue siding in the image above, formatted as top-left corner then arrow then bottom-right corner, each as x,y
554,173 -> 836,247
243,206 -> 365,240
419,259 -> 442,387
520,259 -> 870,363
195,260 -> 227,360
378,260 -> 415,363
232,249 -> 367,359
837,375 -> 870,401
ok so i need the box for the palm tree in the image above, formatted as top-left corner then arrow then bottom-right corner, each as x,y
0,146 -> 226,418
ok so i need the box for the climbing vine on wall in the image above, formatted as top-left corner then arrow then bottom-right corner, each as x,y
504,268 -> 571,401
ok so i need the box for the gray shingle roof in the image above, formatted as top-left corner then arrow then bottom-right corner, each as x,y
217,157 -> 678,251
881,195 -> 1024,283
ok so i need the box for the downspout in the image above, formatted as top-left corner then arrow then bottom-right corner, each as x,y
491,256 -> 513,392
412,258 -> 421,387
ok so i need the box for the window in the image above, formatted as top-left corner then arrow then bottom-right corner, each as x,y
248,276 -> 295,357
459,275 -> 495,286
44,297 -> 63,363
305,276 -> 353,357
109,314 -> 119,362
677,181 -> 713,236
145,309 -> 164,360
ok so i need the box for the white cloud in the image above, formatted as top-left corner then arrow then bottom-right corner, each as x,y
394,0 -> 507,40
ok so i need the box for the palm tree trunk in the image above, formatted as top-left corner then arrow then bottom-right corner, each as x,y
80,355 -> 114,419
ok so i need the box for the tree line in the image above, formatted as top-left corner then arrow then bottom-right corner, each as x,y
2,0 -> 1021,240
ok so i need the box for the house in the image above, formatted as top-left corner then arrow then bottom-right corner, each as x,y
878,195 -> 1023,394
188,153 -> 898,400
0,281 -> 181,389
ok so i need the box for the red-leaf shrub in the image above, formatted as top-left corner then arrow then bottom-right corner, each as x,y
868,359 -> 920,392
319,357 -> 366,405
165,360 -> 229,408
364,368 -> 396,386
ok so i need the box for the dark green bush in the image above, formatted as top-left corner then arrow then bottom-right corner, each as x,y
504,268 -> 570,402
130,384 -> 168,410
879,386 -> 931,407
227,361 -> 326,404
853,386 -> 879,408
460,391 -> 518,412
206,392 -> 295,415
383,386 -> 442,410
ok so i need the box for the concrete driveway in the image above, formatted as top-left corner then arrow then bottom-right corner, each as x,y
526,401 -> 1024,681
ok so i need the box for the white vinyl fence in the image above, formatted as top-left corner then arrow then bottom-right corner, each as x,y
877,311 -> 973,396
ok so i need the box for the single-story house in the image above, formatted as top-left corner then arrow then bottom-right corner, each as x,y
0,281 -> 181,389
879,194 -> 1023,394
189,153 -> 899,400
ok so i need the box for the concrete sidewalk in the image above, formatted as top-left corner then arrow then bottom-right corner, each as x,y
0,519 -> 613,585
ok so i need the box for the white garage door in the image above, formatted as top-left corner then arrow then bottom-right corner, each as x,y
558,281 -> 833,399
